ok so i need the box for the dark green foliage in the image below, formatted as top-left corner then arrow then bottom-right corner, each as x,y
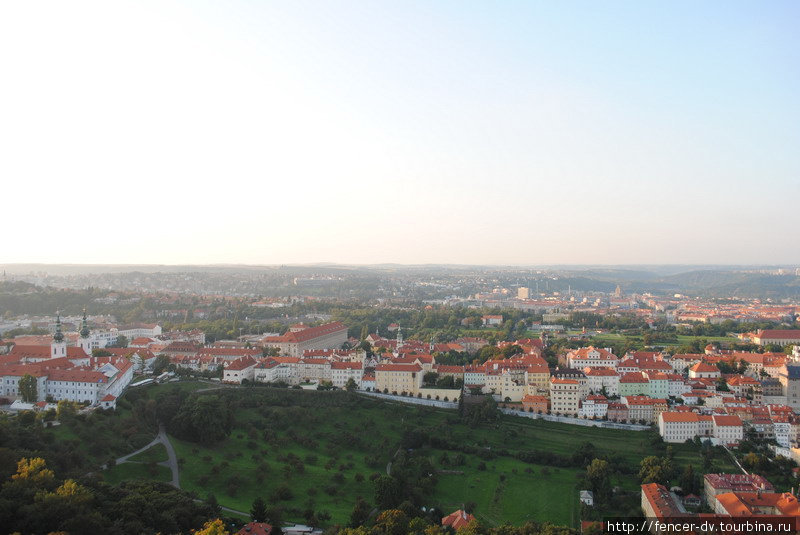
169,394 -> 232,444
460,396 -> 499,427
251,496 -> 269,522
374,475 -> 403,510
349,496 -> 371,527
0,457 -> 214,535
19,374 -> 37,403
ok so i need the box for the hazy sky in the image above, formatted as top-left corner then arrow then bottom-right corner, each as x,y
1,1 -> 798,266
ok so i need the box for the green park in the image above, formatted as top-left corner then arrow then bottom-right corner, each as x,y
34,380 -> 743,529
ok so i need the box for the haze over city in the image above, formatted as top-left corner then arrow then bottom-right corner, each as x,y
1,1 -> 798,265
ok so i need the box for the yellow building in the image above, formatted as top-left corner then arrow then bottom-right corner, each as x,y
524,365 -> 551,396
375,363 -> 423,394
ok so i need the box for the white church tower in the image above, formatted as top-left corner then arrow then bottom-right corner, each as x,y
51,313 -> 67,359
78,309 -> 92,356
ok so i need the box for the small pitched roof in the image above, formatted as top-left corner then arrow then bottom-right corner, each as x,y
442,510 -> 475,530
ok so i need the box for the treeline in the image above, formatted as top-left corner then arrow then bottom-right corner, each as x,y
0,406 -> 218,534
0,457 -> 216,535
331,513 -> 575,535
331,306 -> 542,342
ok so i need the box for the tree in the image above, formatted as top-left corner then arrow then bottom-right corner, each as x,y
11,457 -> 55,485
251,496 -> 268,522
170,395 -> 232,444
585,459 -> 611,501
207,494 -> 221,517
195,519 -> 229,535
461,396 -> 499,427
679,465 -> 698,495
423,372 -> 439,387
350,497 -> 371,527
638,456 -> 674,485
374,475 -> 403,510
153,354 -> 171,375
263,346 -> 280,357
56,400 -> 77,420
19,374 -> 37,402
345,377 -> 358,391
374,509 -> 409,535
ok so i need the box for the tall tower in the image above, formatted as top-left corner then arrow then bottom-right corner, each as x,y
51,313 -> 67,359
78,308 -> 92,355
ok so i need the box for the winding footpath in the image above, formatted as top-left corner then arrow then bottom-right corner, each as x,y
110,424 -> 251,517
111,423 -> 180,488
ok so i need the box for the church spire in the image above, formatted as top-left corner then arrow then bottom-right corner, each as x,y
53,312 -> 64,342
80,308 -> 90,338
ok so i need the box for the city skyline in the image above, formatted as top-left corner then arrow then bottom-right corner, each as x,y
1,1 -> 798,265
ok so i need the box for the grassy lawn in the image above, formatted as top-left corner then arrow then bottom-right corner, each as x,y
495,414 -> 736,472
103,462 -> 171,485
169,398 -> 425,524
674,335 -> 739,346
588,333 -> 740,349
432,453 -> 580,527
129,443 -> 169,463
73,384 -> 739,529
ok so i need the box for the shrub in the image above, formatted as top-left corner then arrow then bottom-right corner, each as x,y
272,485 -> 293,501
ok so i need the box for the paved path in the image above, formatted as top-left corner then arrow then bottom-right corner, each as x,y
723,444 -> 748,475
109,423 -> 180,488
114,435 -> 162,465
159,424 -> 180,487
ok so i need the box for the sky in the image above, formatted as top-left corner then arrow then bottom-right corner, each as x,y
1,1 -> 798,266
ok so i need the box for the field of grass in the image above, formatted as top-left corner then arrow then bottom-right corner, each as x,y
589,332 -> 739,349
674,335 -> 739,346
432,453 -> 580,527
103,461 -> 172,485
78,382 -> 739,529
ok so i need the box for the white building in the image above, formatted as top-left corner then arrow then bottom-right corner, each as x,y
330,361 -> 363,389
567,347 -> 618,369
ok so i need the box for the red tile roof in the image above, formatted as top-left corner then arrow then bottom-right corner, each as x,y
690,362 -> 719,373
48,369 -> 108,383
264,322 -> 347,343
376,364 -> 422,372
641,483 -> 683,519
442,510 -> 475,530
330,362 -> 362,370
712,414 -> 742,427
755,329 -> 800,340
236,522 -> 273,535
225,356 -> 257,371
